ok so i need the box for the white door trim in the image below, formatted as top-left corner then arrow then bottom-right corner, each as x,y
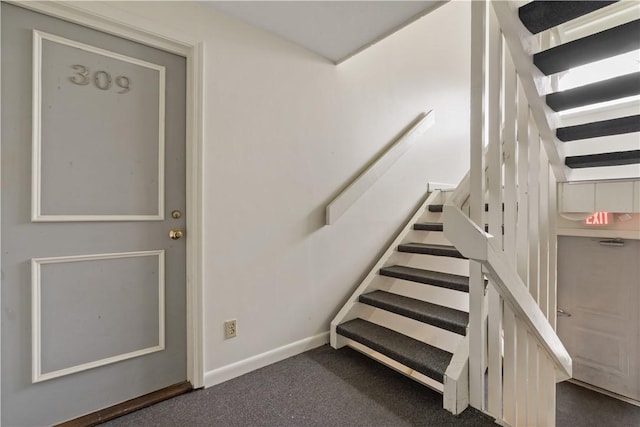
32,250 -> 167,383
0,1 -> 206,403
31,29 -> 169,222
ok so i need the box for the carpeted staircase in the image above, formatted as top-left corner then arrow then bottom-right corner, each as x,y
331,190 -> 470,405
519,0 -> 639,173
331,0 -> 638,422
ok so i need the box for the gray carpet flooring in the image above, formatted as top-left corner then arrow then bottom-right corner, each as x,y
102,345 -> 494,426
102,345 -> 640,427
556,381 -> 640,427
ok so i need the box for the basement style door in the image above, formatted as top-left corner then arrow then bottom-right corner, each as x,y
557,236 -> 640,402
1,4 -> 187,426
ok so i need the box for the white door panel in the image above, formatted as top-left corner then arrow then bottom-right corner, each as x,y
34,30 -> 165,220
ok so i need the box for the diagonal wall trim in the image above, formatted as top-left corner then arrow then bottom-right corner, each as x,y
204,332 -> 329,388
31,250 -> 165,383
325,111 -> 435,225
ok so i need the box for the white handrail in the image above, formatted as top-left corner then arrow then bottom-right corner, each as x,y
325,111 -> 435,225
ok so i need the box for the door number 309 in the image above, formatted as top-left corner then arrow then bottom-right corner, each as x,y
69,64 -> 131,94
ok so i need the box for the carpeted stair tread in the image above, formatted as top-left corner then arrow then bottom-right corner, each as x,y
485,224 -> 505,235
359,291 -> 469,335
565,149 -> 640,168
429,203 -> 497,213
413,221 -> 499,234
534,19 -> 640,75
380,265 -> 469,293
557,115 -> 640,141
336,319 -> 453,383
546,72 -> 640,112
519,1 -> 617,34
398,242 -> 466,259
484,202 -> 505,212
413,222 -> 443,231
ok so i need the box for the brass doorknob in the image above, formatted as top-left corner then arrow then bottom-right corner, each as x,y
169,229 -> 184,240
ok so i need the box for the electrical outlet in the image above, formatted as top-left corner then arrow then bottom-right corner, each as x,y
224,319 -> 237,339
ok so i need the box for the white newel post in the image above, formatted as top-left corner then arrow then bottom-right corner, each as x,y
468,0 -> 488,411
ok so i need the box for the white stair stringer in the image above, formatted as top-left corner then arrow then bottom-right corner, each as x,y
330,189 -> 449,349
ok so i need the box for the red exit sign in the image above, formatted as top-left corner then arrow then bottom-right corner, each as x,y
585,212 -> 610,225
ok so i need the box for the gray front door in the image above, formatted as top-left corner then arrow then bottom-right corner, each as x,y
1,4 -> 187,425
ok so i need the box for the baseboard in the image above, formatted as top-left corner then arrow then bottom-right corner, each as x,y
567,379 -> 640,408
203,331 -> 329,388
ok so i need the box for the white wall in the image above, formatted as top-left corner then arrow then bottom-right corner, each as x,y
558,213 -> 640,239
70,0 -> 471,384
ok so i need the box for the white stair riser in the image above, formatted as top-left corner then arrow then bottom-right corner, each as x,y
402,229 -> 452,246
417,211 -> 444,224
562,132 -> 640,158
567,164 -> 640,182
355,304 -> 464,354
371,276 -> 469,312
343,338 -> 445,393
389,252 -> 470,277
558,98 -> 639,128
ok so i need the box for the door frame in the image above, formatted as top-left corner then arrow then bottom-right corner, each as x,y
0,1 -> 206,417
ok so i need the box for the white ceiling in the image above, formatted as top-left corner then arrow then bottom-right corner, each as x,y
203,1 -> 446,63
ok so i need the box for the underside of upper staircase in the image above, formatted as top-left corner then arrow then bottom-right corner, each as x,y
520,0 -> 640,181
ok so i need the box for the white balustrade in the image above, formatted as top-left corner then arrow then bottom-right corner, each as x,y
443,2 -> 573,425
